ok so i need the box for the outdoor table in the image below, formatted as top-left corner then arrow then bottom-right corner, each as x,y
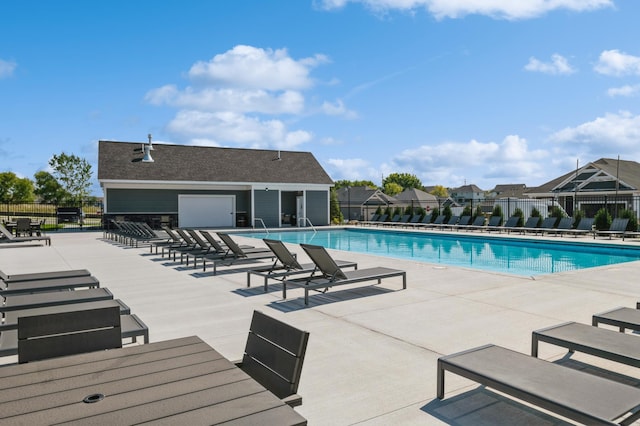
0,335 -> 307,425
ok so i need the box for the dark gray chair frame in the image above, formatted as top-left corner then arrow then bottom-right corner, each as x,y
235,310 -> 310,407
0,268 -> 91,283
247,239 -> 357,291
438,343 -> 640,425
282,244 -> 406,305
0,223 -> 51,246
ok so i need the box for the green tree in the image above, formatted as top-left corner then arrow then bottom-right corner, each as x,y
329,188 -> 343,224
0,172 -> 36,203
442,205 -> 452,222
594,208 -> 612,231
429,185 -> 448,198
572,210 -> 585,229
383,182 -> 403,196
34,171 -> 68,203
382,173 -> 422,191
429,207 -> 440,222
461,205 -> 472,217
473,205 -> 484,220
49,152 -> 92,203
530,206 -> 542,227
334,179 -> 377,190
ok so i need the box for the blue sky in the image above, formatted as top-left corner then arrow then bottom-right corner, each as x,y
2,0 -> 640,195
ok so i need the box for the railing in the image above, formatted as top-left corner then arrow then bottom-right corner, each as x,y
253,217 -> 269,234
298,217 -> 317,233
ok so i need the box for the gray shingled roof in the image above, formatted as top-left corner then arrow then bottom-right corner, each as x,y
528,158 -> 640,193
98,141 -> 333,185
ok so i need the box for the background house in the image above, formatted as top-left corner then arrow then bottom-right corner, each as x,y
98,140 -> 334,228
336,186 -> 397,221
526,158 -> 640,218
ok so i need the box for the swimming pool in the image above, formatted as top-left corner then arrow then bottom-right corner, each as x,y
236,228 -> 640,276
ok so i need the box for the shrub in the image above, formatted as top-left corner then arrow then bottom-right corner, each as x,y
513,207 -> 524,227
383,206 -> 392,218
572,210 -> 585,229
404,205 -> 413,215
430,207 -> 440,222
443,205 -> 452,222
594,208 -> 612,231
462,205 -> 472,217
392,206 -> 402,218
529,207 -> 541,226
550,206 -> 565,219
473,205 -> 483,220
375,206 -> 383,215
491,204 -> 504,225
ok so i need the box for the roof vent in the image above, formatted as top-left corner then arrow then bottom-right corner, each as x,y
142,134 -> 154,163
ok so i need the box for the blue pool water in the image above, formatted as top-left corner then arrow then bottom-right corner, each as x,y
236,228 -> 640,276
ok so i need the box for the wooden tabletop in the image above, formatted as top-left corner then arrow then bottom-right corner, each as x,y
0,335 -> 307,425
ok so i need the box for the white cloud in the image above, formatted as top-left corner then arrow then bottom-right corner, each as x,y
594,50 -> 640,76
524,54 -> 575,75
321,99 -> 358,118
325,158 -> 382,181
166,110 -> 312,149
0,59 -> 17,78
188,45 -> 326,90
549,111 -> 640,156
607,84 -> 640,97
146,45 -> 346,150
316,0 -> 613,20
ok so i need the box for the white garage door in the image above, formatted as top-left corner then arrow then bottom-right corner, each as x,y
178,195 -> 235,228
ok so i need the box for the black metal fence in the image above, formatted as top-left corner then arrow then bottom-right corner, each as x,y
345,194 -> 640,222
1,201 -> 104,232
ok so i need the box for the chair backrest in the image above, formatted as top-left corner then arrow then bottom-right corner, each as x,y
175,228 -> 196,245
576,217 -> 594,230
421,213 -> 433,224
264,239 -> 303,270
161,226 -> 182,242
523,217 -> 540,228
610,218 -> 629,231
399,214 -> 411,223
556,217 -> 573,230
389,214 -> 400,222
432,215 -> 445,224
217,233 -> 246,257
408,215 -> 421,223
187,229 -> 211,250
199,231 -> 227,253
240,310 -> 310,401
471,216 -> 485,227
18,306 -> 121,363
539,217 -> 557,229
503,216 -> 519,228
457,216 -> 471,226
487,216 -> 502,227
377,214 -> 388,222
16,218 -> 31,232
369,214 -> 380,222
300,244 -> 348,280
446,215 -> 460,225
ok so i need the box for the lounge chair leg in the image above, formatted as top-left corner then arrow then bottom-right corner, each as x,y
437,359 -> 445,399
283,283 -> 287,299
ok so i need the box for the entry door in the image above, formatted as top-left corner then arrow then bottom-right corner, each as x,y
296,196 -> 305,227
178,195 -> 235,228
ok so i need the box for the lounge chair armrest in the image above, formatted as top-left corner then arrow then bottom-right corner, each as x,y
282,393 -> 302,407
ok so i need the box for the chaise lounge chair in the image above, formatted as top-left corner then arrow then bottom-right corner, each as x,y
595,218 -> 629,240
0,223 -> 51,246
0,268 -> 91,283
519,216 -> 541,234
532,321 -> 640,370
1,275 -> 100,296
200,233 -> 275,275
1,287 -> 114,313
246,239 -> 357,291
564,217 -> 595,238
592,306 -> 640,333
437,343 -> 640,425
282,244 -> 406,305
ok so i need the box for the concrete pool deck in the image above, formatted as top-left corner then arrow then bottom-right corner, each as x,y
2,228 -> 640,425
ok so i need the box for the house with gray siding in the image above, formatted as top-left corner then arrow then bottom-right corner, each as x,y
98,140 -> 333,228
